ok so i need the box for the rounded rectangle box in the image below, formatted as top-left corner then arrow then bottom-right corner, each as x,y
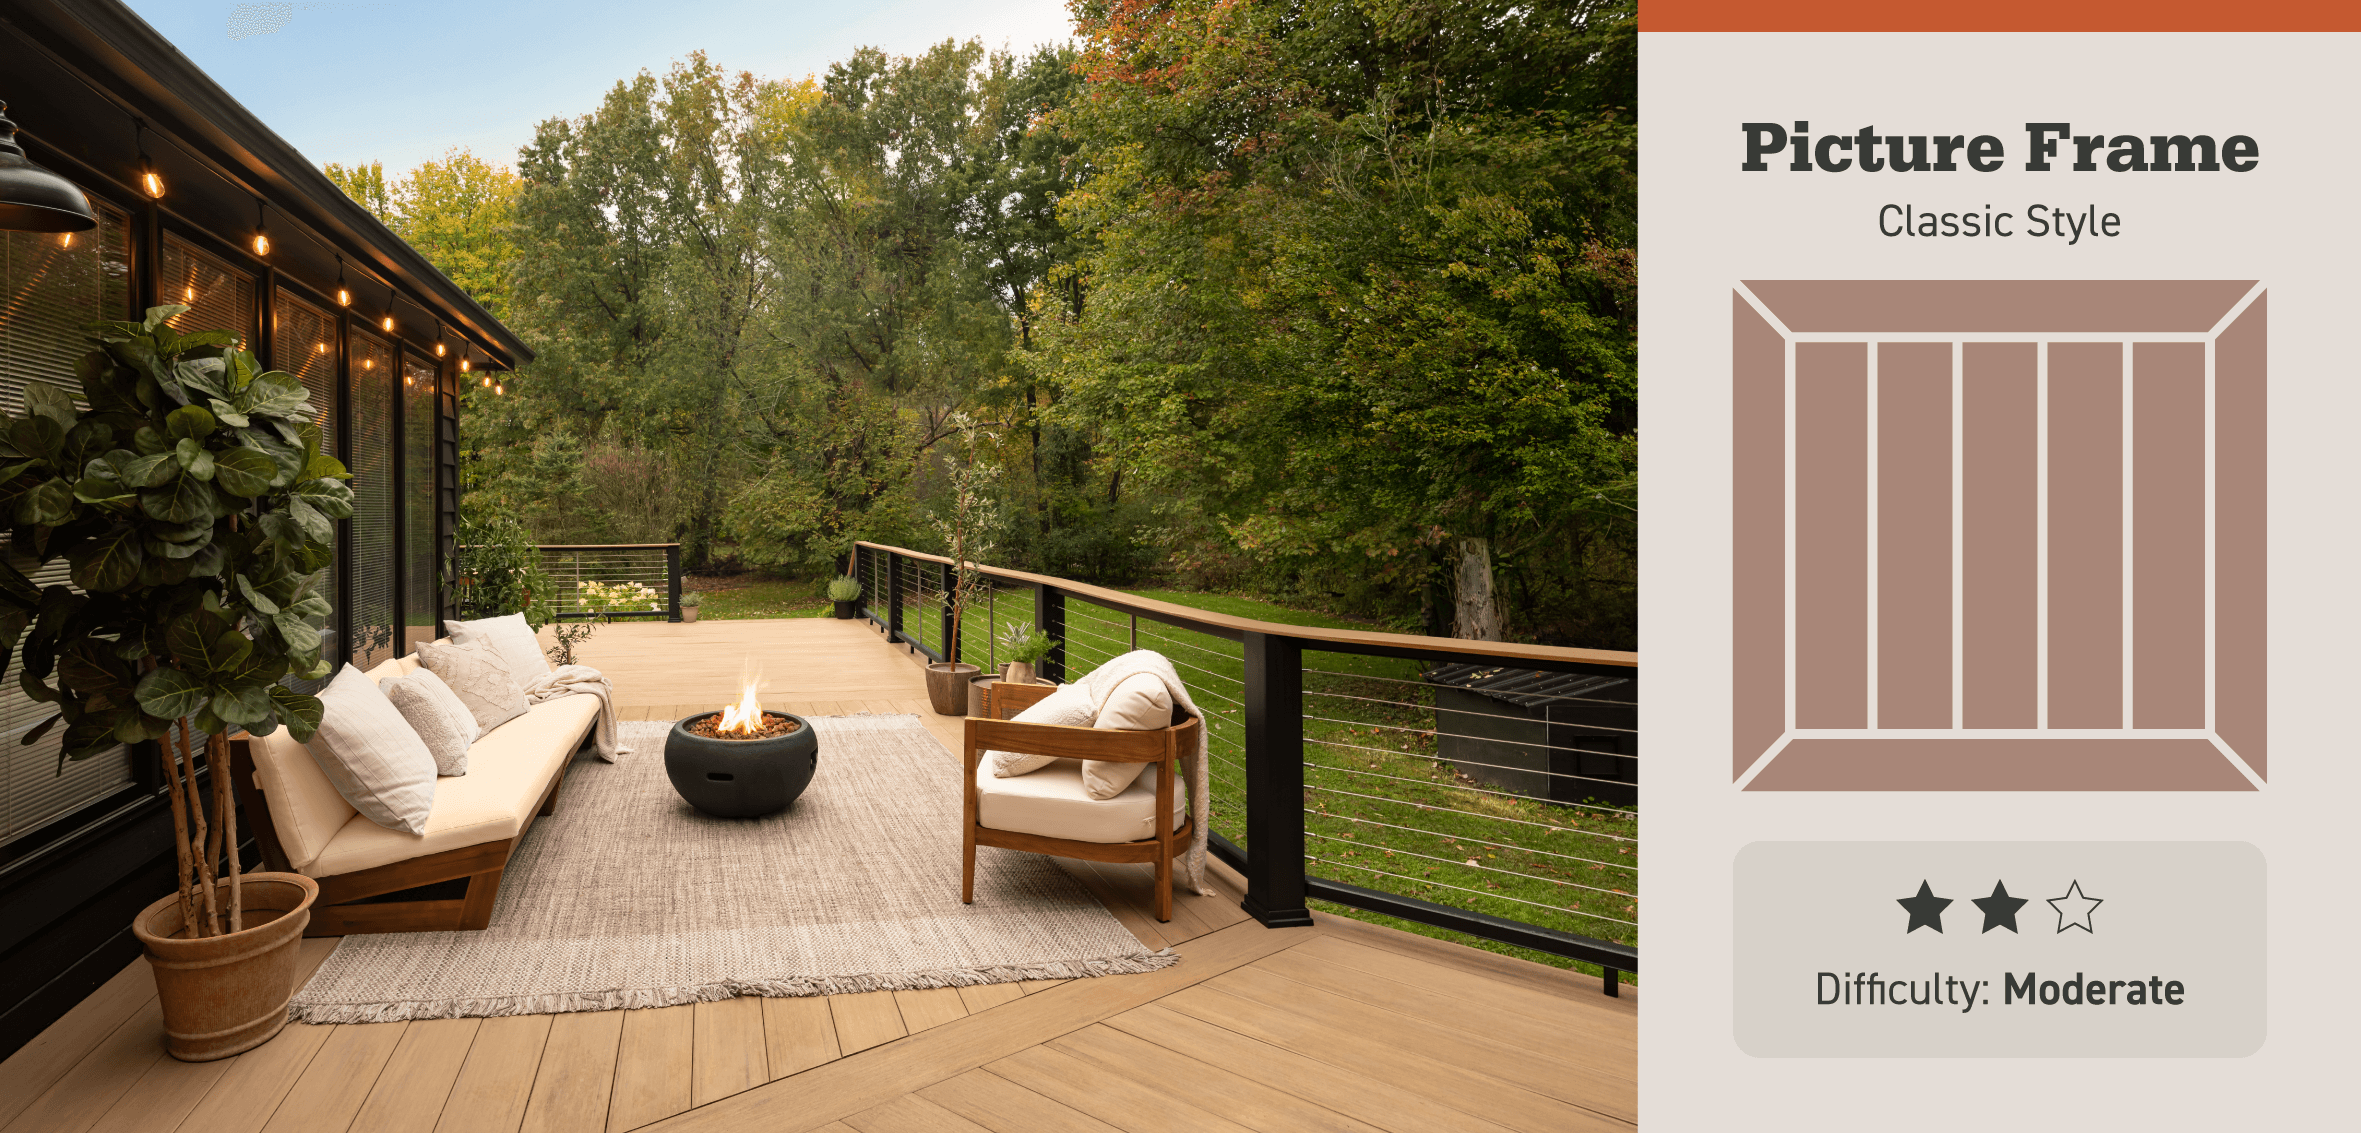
1734,841 -> 2264,1057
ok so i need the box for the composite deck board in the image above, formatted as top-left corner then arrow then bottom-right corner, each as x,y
4,618 -> 1633,1133
761,996 -> 841,1081
259,1022 -> 409,1133
915,1067 -> 1124,1133
348,1017 -> 482,1133
433,1013 -> 553,1133
518,1010 -> 623,1133
692,998 -> 769,1107
607,1004 -> 694,1132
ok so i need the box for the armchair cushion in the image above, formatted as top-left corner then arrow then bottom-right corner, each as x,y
987,684 -> 1096,777
974,756 -> 1186,844
1080,672 -> 1175,800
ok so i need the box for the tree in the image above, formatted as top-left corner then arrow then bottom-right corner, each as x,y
390,150 -> 523,319
1034,0 -> 1638,645
0,306 -> 349,937
324,160 -> 392,222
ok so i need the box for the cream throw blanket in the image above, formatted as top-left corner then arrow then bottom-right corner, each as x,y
992,650 -> 1214,898
521,665 -> 631,762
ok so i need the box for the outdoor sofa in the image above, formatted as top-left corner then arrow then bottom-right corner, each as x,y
228,645 -> 598,936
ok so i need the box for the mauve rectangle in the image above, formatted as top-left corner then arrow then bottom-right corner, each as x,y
2133,343 -> 2206,728
2047,343 -> 2123,728
1795,343 -> 1868,729
2215,298 -> 2266,775
1743,280 -> 2257,334
1733,296 -> 1788,776
1963,343 -> 2039,727
1877,342 -> 1953,728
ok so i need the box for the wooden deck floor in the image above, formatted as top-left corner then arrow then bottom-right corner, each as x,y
0,618 -> 1635,1133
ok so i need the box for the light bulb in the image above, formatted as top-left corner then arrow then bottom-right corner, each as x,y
182,286 -> 195,302
480,376 -> 490,387
58,232 -> 73,249
494,383 -> 504,395
404,375 -> 413,386
460,359 -> 470,372
253,232 -> 270,255
435,342 -> 445,357
381,314 -> 394,332
364,359 -> 373,369
141,169 -> 164,198
314,342 -> 325,353
336,287 -> 351,306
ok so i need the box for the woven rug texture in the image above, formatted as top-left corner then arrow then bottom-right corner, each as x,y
290,715 -> 1173,1023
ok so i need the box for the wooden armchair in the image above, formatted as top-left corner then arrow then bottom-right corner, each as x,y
963,681 -> 1201,922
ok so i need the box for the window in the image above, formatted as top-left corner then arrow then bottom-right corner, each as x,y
1731,280 -> 2265,791
403,354 -> 437,652
161,234 -> 254,346
348,327 -> 398,670
1,202 -> 135,845
274,291 -> 340,683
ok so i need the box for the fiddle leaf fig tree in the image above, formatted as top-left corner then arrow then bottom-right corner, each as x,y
0,304 -> 351,940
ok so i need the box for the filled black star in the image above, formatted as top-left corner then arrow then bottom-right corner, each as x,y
1972,880 -> 2029,933
1896,880 -> 1951,934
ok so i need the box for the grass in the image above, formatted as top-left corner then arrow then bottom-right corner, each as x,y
890,573 -> 1638,985
685,573 -> 833,620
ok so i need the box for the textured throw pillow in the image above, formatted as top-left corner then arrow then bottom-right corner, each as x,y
1081,672 -> 1176,800
415,640 -> 532,736
381,668 -> 478,776
309,664 -> 439,834
444,612 -> 550,690
988,684 -> 1096,777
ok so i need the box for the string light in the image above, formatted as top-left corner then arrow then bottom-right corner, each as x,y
134,120 -> 163,198
434,321 -> 446,356
494,382 -> 504,395
58,232 -> 73,249
460,357 -> 470,373
381,312 -> 394,333
251,199 -> 269,256
335,256 -> 351,306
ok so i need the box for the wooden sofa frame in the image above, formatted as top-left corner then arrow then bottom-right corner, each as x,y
229,736 -> 576,937
962,681 -> 1201,923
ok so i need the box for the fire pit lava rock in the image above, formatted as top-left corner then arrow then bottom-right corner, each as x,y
664,711 -> 819,818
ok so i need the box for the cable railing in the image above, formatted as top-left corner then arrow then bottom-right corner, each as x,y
535,544 -> 683,623
852,540 -> 1640,995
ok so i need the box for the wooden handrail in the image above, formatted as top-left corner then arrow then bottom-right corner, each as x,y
852,540 -> 1638,669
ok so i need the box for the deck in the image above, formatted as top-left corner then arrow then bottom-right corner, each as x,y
0,618 -> 1635,1133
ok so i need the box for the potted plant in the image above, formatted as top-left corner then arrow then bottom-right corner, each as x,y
994,620 -> 1059,686
680,590 -> 702,622
0,305 -> 346,1061
924,413 -> 999,716
826,575 -> 860,619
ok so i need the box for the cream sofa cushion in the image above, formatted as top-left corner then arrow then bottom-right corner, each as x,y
383,668 -> 478,775
416,640 -> 531,734
302,693 -> 600,878
975,756 -> 1185,845
445,612 -> 550,686
248,727 -> 359,874
307,665 -> 439,835
1080,672 -> 1175,800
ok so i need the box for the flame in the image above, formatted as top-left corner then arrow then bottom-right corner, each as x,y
717,673 -> 766,736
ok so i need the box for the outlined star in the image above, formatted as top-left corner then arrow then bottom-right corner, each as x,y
1972,881 -> 2029,933
2047,880 -> 2103,933
1897,880 -> 1951,934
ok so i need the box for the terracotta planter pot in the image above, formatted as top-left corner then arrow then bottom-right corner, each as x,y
967,675 -> 999,718
681,607 -> 701,623
133,872 -> 318,1062
925,661 -> 980,716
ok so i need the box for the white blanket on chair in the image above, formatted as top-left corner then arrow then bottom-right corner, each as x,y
1062,650 -> 1216,898
521,665 -> 631,762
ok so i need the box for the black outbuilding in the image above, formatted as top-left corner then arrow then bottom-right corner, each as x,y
1428,664 -> 1637,808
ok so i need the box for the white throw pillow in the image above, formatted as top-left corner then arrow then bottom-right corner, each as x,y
988,684 -> 1096,777
308,664 -> 439,834
1081,672 -> 1176,800
414,640 -> 532,735
381,668 -> 478,776
445,612 -> 550,688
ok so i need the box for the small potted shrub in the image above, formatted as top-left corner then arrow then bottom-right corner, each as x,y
995,620 -> 1059,686
680,591 -> 702,623
826,575 -> 860,619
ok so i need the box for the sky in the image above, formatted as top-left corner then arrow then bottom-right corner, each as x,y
122,0 -> 1079,176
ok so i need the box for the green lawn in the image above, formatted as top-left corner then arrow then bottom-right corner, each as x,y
686,574 -> 833,620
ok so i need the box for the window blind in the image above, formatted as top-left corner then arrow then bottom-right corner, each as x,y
347,327 -> 398,671
403,354 -> 436,653
161,235 -> 253,348
274,292 -> 340,685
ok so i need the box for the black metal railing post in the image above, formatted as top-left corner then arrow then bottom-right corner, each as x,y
940,560 -> 958,664
666,544 -> 682,622
1240,630 -> 1313,928
888,551 -> 904,646
1035,583 -> 1066,683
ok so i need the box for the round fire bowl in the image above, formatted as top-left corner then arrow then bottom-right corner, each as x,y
664,712 -> 819,818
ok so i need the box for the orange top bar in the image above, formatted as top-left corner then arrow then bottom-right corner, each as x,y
1644,0 -> 2361,32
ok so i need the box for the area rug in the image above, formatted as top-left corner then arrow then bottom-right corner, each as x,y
289,715 -> 1175,1023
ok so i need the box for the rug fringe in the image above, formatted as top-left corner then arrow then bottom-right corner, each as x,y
287,950 -> 1180,1024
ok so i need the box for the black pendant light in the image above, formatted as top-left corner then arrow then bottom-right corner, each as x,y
0,101 -> 98,233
